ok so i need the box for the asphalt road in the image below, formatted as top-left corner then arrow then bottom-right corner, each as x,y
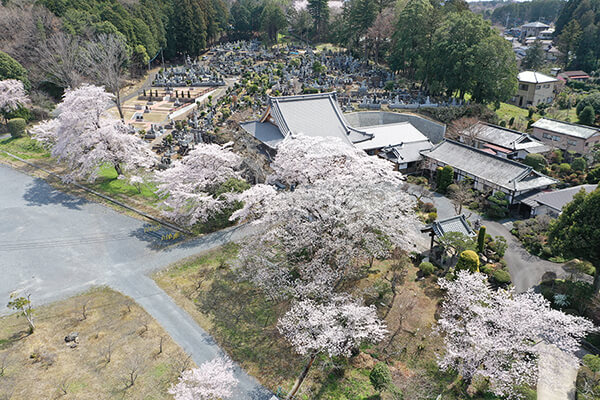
0,164 -> 271,399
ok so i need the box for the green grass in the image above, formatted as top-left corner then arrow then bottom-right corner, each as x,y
89,164 -> 159,202
493,102 -> 541,126
0,136 -> 49,160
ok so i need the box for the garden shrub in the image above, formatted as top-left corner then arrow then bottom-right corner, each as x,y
488,236 -> 507,258
477,226 -> 486,253
480,263 -> 494,275
486,191 -> 509,219
511,216 -> 552,257
419,261 -> 436,276
523,153 -> 546,172
437,165 -> 454,193
426,212 -> 437,223
571,157 -> 587,172
492,269 -> 511,284
456,250 -> 479,272
370,362 -> 392,393
422,202 -> 436,213
7,118 -> 26,138
559,163 -> 572,174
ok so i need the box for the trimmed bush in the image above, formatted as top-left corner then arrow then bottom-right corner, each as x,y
370,362 -> 392,393
480,263 -> 495,275
559,163 -> 572,174
422,202 -> 436,213
492,269 -> 511,284
426,212 -> 437,223
571,157 -> 587,172
437,165 -> 454,193
419,261 -> 436,276
456,250 -> 480,272
523,153 -> 546,172
477,226 -> 486,253
7,118 -> 26,138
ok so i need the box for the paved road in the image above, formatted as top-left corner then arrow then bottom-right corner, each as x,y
0,164 -> 271,399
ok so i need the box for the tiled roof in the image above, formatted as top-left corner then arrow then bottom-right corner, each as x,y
532,118 -> 600,140
355,122 -> 429,150
420,140 -> 557,192
428,215 -> 476,238
522,184 -> 597,211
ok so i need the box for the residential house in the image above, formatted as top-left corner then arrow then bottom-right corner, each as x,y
453,122 -> 549,160
557,70 -> 591,82
519,184 -> 598,217
531,118 -> 600,154
521,21 -> 551,38
510,71 -> 558,108
420,140 -> 558,204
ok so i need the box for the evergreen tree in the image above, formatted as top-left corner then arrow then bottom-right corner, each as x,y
522,40 -> 545,70
557,20 -> 582,68
308,0 -> 329,39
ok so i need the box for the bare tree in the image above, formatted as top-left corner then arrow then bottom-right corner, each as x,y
80,299 -> 90,321
123,354 -> 147,388
85,34 -> 129,120
56,378 -> 69,396
448,180 -> 474,214
158,335 -> 166,355
36,32 -> 86,89
170,350 -> 193,376
447,117 -> 485,147
100,341 -> 113,364
0,352 -> 13,376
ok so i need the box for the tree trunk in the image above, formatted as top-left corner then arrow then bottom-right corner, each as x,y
286,354 -> 316,400
114,163 -> 123,176
594,269 -> 600,295
115,90 -> 124,121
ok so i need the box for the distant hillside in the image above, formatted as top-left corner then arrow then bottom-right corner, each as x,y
490,0 -> 566,27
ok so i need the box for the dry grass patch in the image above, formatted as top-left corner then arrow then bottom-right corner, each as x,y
0,287 -> 192,400
154,244 -> 501,400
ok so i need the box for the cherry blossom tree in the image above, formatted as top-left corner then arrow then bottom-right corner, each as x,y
0,79 -> 29,122
437,271 -> 596,398
32,84 -> 154,182
232,135 -> 420,300
155,143 -> 244,227
278,295 -> 388,399
168,357 -> 238,400
268,134 -> 404,187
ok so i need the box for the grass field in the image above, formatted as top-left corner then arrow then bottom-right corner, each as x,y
0,136 -> 49,160
89,165 -> 160,205
0,287 -> 192,400
154,245 -> 535,400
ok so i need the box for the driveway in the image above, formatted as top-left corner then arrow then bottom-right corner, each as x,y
417,188 -> 572,293
0,164 -> 271,399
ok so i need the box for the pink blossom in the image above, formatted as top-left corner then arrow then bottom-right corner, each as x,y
0,79 -> 29,114
168,357 -> 238,400
437,271 -> 596,398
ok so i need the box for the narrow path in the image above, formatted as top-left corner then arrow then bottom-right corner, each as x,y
111,275 -> 273,400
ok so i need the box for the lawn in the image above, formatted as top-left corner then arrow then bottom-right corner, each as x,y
493,102 -> 541,128
0,287 -> 192,399
89,164 -> 160,205
0,136 -> 49,160
154,245 -> 534,400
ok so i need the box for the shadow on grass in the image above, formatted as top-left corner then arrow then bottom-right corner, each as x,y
23,178 -> 87,210
195,270 -> 301,388
0,329 -> 31,350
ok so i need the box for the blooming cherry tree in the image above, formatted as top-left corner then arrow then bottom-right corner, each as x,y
278,295 -> 387,399
268,134 -> 404,187
232,135 -> 420,300
32,84 -> 154,182
0,79 -> 29,120
437,271 -> 596,398
168,357 -> 238,400
155,143 -> 244,227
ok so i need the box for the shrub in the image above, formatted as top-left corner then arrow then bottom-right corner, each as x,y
446,183 -> 459,194
426,212 -> 437,223
587,166 -> 600,183
370,362 -> 392,393
528,107 -> 535,118
559,163 -> 572,174
437,165 -> 454,193
571,157 -> 587,171
7,118 -> 26,138
480,263 -> 495,275
486,191 -> 509,219
422,202 -> 436,213
488,236 -> 507,258
523,153 -> 546,172
477,226 -> 486,253
579,105 -> 596,126
419,261 -> 436,276
456,250 -> 480,272
492,269 -> 511,284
